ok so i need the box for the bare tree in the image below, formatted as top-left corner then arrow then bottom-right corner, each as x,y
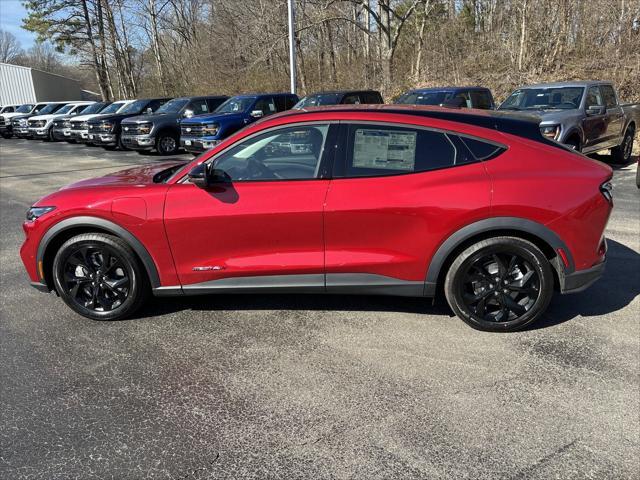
0,30 -> 24,63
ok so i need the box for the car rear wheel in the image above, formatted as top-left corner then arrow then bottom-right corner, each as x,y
156,132 -> 179,155
52,233 -> 148,321
611,127 -> 634,163
444,237 -> 554,332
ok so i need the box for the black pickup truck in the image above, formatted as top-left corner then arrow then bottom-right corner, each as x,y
120,95 -> 228,155
499,81 -> 639,162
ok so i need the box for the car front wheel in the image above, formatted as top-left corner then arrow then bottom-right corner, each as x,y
444,236 -> 554,332
52,233 -> 148,321
156,133 -> 179,155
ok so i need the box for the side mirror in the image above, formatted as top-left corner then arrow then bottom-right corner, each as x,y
183,109 -> 194,119
188,163 -> 230,188
145,107 -> 153,114
250,109 -> 264,118
586,105 -> 605,116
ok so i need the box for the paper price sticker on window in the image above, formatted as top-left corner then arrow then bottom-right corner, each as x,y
353,129 -> 417,171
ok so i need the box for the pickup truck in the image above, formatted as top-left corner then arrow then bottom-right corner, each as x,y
87,97 -> 170,149
395,87 -> 495,109
51,102 -> 111,142
121,95 -> 228,155
1,103 -> 35,138
28,101 -> 95,141
294,90 -> 383,108
179,93 -> 299,154
499,81 -> 639,162
11,102 -> 69,138
69,100 -> 132,143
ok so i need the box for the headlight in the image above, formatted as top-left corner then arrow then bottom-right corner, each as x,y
203,123 -> 219,135
138,123 -> 152,134
540,125 -> 560,140
102,122 -> 114,131
63,120 -> 71,128
26,206 -> 56,221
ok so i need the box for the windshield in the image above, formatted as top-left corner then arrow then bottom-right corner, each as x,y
57,104 -> 76,114
215,96 -> 256,114
38,103 -> 65,115
499,87 -> 584,110
98,102 -> 125,114
395,91 -> 449,105
156,98 -> 188,114
119,99 -> 149,115
294,93 -> 342,108
79,103 -> 105,114
16,104 -> 34,113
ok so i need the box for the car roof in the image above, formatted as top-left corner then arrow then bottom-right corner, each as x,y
303,90 -> 381,96
232,92 -> 297,98
406,86 -> 490,94
270,104 -> 557,146
516,80 -> 611,89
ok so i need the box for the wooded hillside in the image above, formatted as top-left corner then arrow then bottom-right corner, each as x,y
14,0 -> 640,102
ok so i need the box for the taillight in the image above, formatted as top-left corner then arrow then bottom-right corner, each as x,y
600,181 -> 613,203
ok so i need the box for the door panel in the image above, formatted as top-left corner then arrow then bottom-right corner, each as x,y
582,86 -> 607,149
164,181 -> 329,286
324,123 -> 492,284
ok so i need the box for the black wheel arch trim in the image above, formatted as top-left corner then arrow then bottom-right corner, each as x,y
423,217 -> 574,295
36,216 -> 161,288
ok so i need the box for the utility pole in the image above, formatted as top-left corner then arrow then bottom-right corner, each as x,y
287,0 -> 297,94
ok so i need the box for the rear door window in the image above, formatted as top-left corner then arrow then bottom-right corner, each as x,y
343,94 -> 361,105
206,97 -> 226,112
586,86 -> 603,107
600,85 -> 618,109
254,97 -> 277,115
361,92 -> 383,104
188,99 -> 209,115
470,91 -> 493,109
336,124 -> 481,178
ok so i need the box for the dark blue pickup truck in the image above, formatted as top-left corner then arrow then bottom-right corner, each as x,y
179,93 -> 299,154
395,87 -> 495,109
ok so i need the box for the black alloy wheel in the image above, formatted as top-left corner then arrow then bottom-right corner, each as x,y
53,233 -> 148,320
445,237 -> 554,331
612,128 -> 635,163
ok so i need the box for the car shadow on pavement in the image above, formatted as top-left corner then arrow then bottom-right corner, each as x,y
137,239 -> 639,330
532,239 -> 640,329
588,152 -> 637,169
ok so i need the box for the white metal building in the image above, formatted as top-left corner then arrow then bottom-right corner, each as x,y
0,63 -> 84,105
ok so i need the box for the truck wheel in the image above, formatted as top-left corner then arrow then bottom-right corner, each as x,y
156,133 -> 179,155
611,127 -> 634,163
47,127 -> 55,142
116,134 -> 128,151
565,137 -> 581,151
0,132 -> 12,139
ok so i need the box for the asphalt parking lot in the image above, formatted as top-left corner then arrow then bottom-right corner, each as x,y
1,138 -> 638,479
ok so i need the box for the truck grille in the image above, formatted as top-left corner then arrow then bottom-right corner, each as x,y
28,119 -> 46,128
70,120 -> 88,131
181,124 -> 206,137
122,123 -> 150,135
0,116 -> 5,126
88,123 -> 111,133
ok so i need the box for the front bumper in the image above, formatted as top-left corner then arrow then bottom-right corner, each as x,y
121,134 -> 156,150
13,126 -> 31,137
180,137 -> 221,153
87,133 -> 116,145
560,260 -> 606,294
0,124 -> 12,133
30,128 -> 50,139
53,128 -> 73,140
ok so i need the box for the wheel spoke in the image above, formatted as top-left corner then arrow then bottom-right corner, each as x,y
492,254 -> 506,278
507,255 -> 518,275
503,294 -> 527,315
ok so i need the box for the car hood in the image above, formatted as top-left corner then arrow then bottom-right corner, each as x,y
1,111 -> 31,119
72,113 -> 109,122
89,113 -> 140,123
185,111 -> 245,125
504,109 -> 580,125
60,161 -> 187,190
29,114 -> 62,121
123,113 -> 172,124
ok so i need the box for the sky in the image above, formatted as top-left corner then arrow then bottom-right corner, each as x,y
0,0 -> 38,49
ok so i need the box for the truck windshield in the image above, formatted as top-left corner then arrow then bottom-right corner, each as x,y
16,105 -> 34,113
395,91 -> 449,105
294,93 -> 342,108
215,97 -> 256,114
99,102 -> 125,114
79,103 -> 106,114
38,103 -> 65,115
119,100 -> 149,114
156,98 -> 188,114
57,104 -> 76,114
500,87 -> 584,110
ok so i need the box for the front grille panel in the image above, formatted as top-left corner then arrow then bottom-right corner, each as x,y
181,124 -> 206,137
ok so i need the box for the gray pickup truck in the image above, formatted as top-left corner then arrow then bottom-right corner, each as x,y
499,81 -> 639,162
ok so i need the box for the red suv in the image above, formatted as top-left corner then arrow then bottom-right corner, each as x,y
20,105 -> 613,331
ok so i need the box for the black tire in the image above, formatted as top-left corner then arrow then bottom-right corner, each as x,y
155,132 -> 179,155
565,137 -> 581,152
611,127 -> 634,164
1,132 -> 12,139
47,127 -> 55,142
444,236 -> 554,332
52,233 -> 149,321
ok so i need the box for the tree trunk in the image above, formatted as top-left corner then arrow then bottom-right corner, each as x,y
149,0 -> 167,94
80,0 -> 110,100
517,0 -> 528,71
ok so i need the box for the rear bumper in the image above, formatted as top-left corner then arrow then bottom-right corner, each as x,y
560,260 -> 606,294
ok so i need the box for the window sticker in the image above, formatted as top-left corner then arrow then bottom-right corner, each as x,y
353,129 -> 416,171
